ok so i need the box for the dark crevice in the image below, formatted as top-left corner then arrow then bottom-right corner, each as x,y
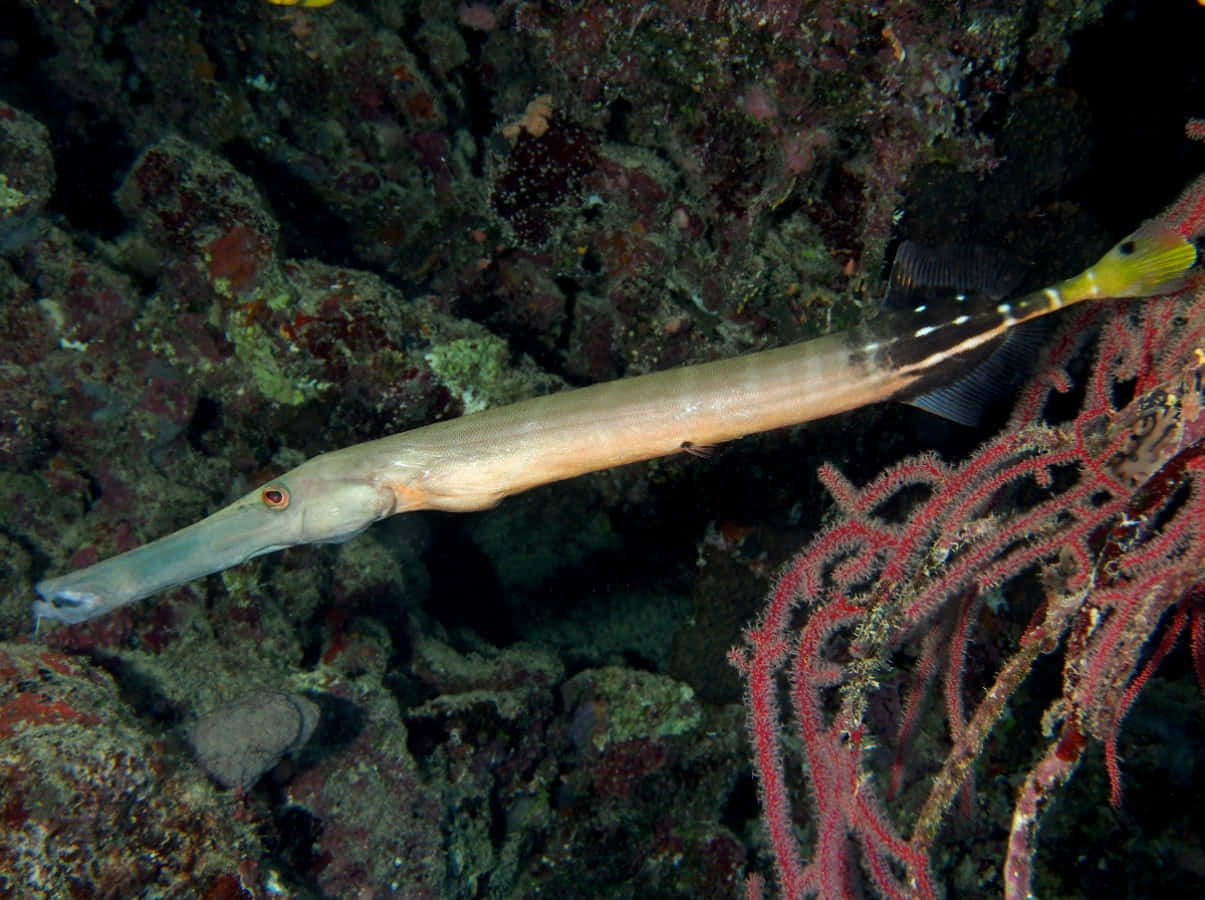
421,514 -> 517,647
221,138 -> 361,268
1057,0 -> 1205,232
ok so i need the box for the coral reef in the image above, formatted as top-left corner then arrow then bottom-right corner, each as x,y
0,644 -> 261,898
1,0 -> 1202,896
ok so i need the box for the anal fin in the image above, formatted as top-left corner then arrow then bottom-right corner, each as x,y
905,319 -> 1050,426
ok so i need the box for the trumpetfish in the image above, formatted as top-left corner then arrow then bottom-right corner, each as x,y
32,224 -> 1198,626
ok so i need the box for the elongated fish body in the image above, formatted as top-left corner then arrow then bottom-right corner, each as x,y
32,225 -> 1198,625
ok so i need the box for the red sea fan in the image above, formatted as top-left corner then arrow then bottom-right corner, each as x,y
732,172 -> 1205,899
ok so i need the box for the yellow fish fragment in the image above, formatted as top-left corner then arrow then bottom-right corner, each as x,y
267,0 -> 336,8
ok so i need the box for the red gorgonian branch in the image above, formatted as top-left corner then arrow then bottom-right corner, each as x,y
731,170 -> 1205,898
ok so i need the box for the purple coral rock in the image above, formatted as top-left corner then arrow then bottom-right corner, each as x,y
188,689 -> 320,791
491,119 -> 599,246
115,134 -> 279,255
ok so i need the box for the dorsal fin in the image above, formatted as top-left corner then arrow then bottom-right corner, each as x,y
884,242 -> 1036,426
884,241 -> 1020,311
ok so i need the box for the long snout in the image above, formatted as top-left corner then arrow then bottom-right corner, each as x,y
33,494 -> 296,625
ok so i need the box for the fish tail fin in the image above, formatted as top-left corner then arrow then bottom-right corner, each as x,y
1078,222 -> 1198,300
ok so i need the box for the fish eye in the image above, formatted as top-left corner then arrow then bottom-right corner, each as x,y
1119,240 -> 1137,256
261,486 -> 290,509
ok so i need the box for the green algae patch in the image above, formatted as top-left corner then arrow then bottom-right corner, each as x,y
424,334 -> 527,413
0,173 -> 29,213
229,321 -> 329,406
561,667 -> 701,752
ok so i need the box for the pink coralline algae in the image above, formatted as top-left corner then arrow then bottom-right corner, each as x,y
0,646 -> 260,899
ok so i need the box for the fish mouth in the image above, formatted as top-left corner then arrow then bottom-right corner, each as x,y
32,585 -> 105,626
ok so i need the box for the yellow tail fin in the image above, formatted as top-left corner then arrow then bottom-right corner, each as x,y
1076,223 -> 1198,299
